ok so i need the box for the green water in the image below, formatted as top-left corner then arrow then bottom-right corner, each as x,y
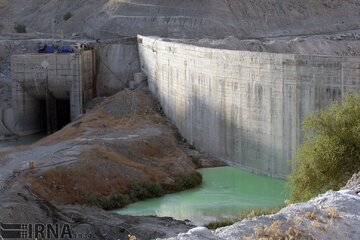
115,167 -> 287,225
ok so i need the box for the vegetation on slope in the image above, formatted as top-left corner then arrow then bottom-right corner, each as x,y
26,89 -> 201,210
205,205 -> 285,229
14,23 -> 26,33
288,93 -> 360,202
85,172 -> 202,210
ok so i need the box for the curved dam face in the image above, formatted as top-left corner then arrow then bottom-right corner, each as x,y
138,35 -> 360,177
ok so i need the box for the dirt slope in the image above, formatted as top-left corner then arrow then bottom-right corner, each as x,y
0,87 -> 202,239
0,87 -> 199,208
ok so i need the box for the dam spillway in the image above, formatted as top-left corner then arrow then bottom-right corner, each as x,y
138,35 -> 360,177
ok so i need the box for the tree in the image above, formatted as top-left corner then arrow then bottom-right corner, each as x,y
14,24 -> 26,33
288,93 -> 360,203
63,12 -> 72,21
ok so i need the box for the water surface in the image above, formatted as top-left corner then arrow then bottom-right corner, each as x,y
0,133 -> 46,151
115,167 -> 287,225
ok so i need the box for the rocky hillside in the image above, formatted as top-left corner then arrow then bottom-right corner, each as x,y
0,87 -> 200,207
0,87 -> 202,239
1,0 -> 360,39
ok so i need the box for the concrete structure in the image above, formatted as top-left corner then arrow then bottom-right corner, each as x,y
138,35 -> 360,177
96,39 -> 140,96
11,50 -> 95,136
0,108 -> 13,139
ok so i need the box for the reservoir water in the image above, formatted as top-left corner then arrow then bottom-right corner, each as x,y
115,166 -> 287,225
0,133 -> 46,151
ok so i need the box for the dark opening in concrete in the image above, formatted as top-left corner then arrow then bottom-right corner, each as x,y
39,98 -> 71,134
38,100 -> 47,131
56,99 -> 70,130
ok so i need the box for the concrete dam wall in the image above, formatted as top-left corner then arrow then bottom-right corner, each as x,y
138,35 -> 360,177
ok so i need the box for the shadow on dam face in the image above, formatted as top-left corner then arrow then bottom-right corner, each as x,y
138,35 -> 360,177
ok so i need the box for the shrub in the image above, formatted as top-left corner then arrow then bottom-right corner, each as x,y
14,24 -> 26,33
164,172 -> 202,192
205,205 -> 284,229
288,93 -> 360,203
205,220 -> 236,229
129,182 -> 164,201
191,156 -> 202,168
85,173 -> 202,210
189,144 -> 196,150
102,194 -> 130,210
63,12 -> 72,21
86,193 -> 130,210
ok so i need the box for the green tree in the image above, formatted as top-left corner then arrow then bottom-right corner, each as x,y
288,93 -> 360,203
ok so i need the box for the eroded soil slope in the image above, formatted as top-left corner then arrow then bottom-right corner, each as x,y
0,87 -> 199,208
0,87 -> 200,239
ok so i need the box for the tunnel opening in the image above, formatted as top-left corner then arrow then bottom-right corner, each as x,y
38,98 -> 71,135
39,100 -> 47,131
56,99 -> 71,130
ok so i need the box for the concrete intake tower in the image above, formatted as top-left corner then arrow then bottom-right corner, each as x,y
11,50 -> 95,135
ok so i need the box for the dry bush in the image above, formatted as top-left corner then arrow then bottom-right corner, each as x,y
28,144 -> 155,204
253,221 -> 286,239
303,210 -> 325,223
325,207 -> 341,220
206,205 -> 285,230
28,142 -> 198,208
0,0 -> 9,8
0,151 -> 7,158
249,220 -> 316,240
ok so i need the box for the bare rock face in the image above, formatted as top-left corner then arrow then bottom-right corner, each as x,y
160,189 -> 360,240
343,172 -> 360,194
0,191 -> 194,240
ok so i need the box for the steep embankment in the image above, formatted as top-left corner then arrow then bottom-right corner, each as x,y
0,88 -> 200,208
1,0 -> 360,39
0,87 -> 202,239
